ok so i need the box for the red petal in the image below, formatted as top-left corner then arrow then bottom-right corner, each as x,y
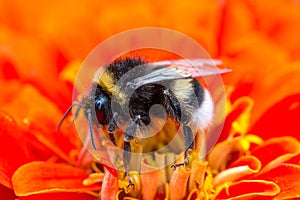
251,136 -> 300,167
12,161 -> 100,196
216,180 -> 280,200
17,192 -> 96,200
0,55 -> 19,80
216,97 -> 253,143
92,148 -> 118,177
284,152 -> 300,165
254,164 -> 300,199
0,110 -> 33,188
251,93 -> 300,140
3,84 -> 80,163
0,184 -> 16,200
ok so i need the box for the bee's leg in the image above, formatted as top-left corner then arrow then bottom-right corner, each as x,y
123,115 -> 141,187
86,108 -> 97,150
164,89 -> 194,169
108,112 -> 118,145
171,124 -> 194,169
183,124 -> 194,164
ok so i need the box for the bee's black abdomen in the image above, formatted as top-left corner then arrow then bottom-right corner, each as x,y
128,83 -> 181,126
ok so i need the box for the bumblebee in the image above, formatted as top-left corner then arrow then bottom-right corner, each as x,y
57,57 -> 229,186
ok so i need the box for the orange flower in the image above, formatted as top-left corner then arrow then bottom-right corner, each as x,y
1,0 -> 300,199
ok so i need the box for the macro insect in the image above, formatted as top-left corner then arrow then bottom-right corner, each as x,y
57,56 -> 229,186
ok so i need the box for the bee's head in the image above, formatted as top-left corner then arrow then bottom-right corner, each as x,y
79,85 -> 112,126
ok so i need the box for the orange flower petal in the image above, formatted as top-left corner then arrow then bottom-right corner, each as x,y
251,136 -> 300,167
254,164 -> 300,200
92,147 -> 118,177
208,135 -> 257,171
140,158 -> 162,200
188,160 -> 207,191
216,180 -> 280,200
100,170 -> 119,200
229,155 -> 261,170
169,167 -> 190,200
12,161 -> 100,196
214,156 -> 261,185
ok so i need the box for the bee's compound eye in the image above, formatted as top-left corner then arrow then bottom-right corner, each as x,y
95,100 -> 102,110
95,95 -> 109,111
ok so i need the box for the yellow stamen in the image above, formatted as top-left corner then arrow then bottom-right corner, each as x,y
237,138 -> 250,152
214,182 -> 231,198
82,172 -> 104,186
119,171 -> 141,197
165,183 -> 169,200
116,190 -> 123,199
187,188 -> 198,200
123,197 -> 139,200
91,161 -> 102,173
245,134 -> 264,145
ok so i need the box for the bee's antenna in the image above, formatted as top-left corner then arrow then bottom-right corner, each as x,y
56,101 -> 84,131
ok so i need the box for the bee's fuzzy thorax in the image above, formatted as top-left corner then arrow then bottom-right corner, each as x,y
94,57 -> 146,95
107,57 -> 146,81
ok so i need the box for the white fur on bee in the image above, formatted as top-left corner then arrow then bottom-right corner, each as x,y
171,79 -> 194,105
170,79 -> 214,131
191,89 -> 214,131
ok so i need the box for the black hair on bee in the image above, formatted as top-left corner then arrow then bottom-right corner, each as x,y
57,56 -> 230,185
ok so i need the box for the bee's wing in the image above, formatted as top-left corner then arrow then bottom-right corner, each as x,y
128,59 -> 231,88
